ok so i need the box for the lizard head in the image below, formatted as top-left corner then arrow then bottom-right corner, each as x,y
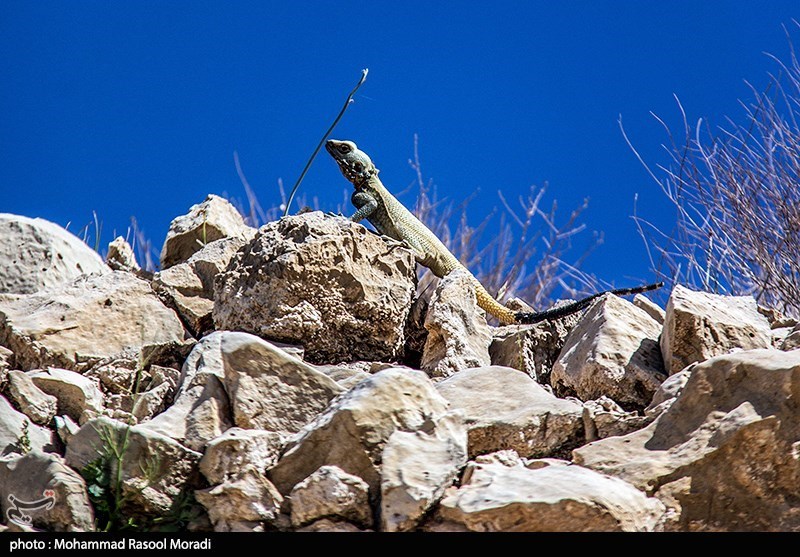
326,139 -> 376,185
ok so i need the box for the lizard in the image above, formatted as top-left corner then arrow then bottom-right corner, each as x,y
325,138 -> 663,325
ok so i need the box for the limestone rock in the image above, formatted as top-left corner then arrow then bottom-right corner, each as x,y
213,212 -> 416,364
160,194 -> 254,269
289,466 -> 372,528
380,411 -> 467,531
29,368 -> 104,425
140,332 -> 233,452
220,332 -> 343,434
572,349 -> 800,531
0,213 -> 108,295
0,271 -> 187,372
644,369 -> 691,419
0,451 -> 94,531
582,396 -> 651,442
200,428 -> 284,486
297,518 -> 367,532
436,366 -> 584,458
54,414 -> 79,445
0,394 -> 58,455
781,323 -> 800,351
490,300 -> 581,384
268,368 -> 450,495
552,294 -> 665,408
315,365 -> 371,390
633,293 -> 665,324
0,346 -> 13,374
6,370 -> 57,425
660,285 -> 771,375
153,236 -> 248,336
65,416 -> 202,517
106,236 -> 140,272
195,469 -> 284,532
434,457 -> 664,531
420,269 -> 492,378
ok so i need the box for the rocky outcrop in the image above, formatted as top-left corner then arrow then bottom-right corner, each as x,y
0,271 -> 187,372
552,294 -> 665,409
6,370 -> 57,426
420,269 -> 492,378
289,466 -> 372,528
213,212 -> 416,364
660,285 -> 771,375
29,368 -> 104,425
160,195 -> 254,270
0,213 -> 108,295
106,236 -> 140,272
436,366 -> 584,458
573,349 -> 800,531
431,453 -> 664,532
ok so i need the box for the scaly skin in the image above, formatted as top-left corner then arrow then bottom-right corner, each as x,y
325,139 -> 662,324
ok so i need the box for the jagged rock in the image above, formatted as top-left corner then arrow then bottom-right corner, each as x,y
314,365 -> 371,390
660,285 -> 771,375
435,366 -> 583,458
381,411 -> 467,532
160,194 -> 254,270
0,451 -> 94,531
213,212 -> 416,364
0,346 -> 13,373
289,466 -> 372,528
6,370 -> 57,425
199,428 -> 284,486
195,469 -> 284,532
29,368 -> 104,425
0,394 -> 58,455
140,332 -> 233,452
220,332 -> 343,434
297,518 -> 367,532
268,368 -> 450,495
420,269 -> 492,378
0,271 -> 187,372
65,416 -> 202,517
106,236 -> 140,272
572,349 -> 800,531
153,236 -> 248,336
0,213 -> 109,295
490,301 -> 582,384
644,369 -> 691,419
54,415 -> 79,445
433,456 -> 664,532
583,396 -> 650,442
552,294 -> 665,409
781,323 -> 800,351
633,294 -> 665,324
131,380 -> 173,422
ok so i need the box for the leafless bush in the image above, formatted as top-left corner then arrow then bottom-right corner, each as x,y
406,135 -> 602,312
627,25 -> 800,317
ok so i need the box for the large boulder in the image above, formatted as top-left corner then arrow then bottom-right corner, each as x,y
0,271 -> 187,372
435,366 -> 584,458
195,469 -> 284,532
140,332 -> 233,452
0,395 -> 58,455
29,368 -> 104,425
551,294 -> 665,409
660,285 -> 771,375
213,212 -> 416,364
573,349 -> 800,531
289,466 -> 372,529
0,451 -> 94,531
432,454 -> 664,532
420,269 -> 492,378
160,194 -> 254,269
220,332 -> 343,435
6,370 -> 57,426
267,368 -> 450,495
0,213 -> 108,295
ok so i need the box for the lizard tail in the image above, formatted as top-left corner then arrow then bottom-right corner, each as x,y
513,282 -> 664,324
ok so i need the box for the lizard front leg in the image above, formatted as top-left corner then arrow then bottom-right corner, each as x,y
350,190 -> 379,223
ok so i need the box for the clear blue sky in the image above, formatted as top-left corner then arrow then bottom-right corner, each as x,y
2,1 -> 798,288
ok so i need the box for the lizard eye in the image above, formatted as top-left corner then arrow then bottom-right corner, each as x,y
339,144 -> 351,154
